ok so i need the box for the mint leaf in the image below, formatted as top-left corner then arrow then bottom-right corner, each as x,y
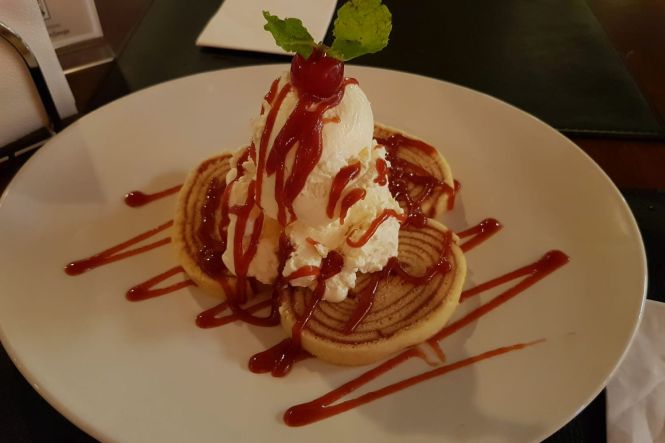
262,11 -> 316,58
328,0 -> 392,61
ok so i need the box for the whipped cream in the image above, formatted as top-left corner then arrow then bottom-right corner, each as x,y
222,72 -> 402,301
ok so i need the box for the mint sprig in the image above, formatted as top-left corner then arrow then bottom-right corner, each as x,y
328,0 -> 392,61
262,11 -> 316,59
262,0 -> 392,61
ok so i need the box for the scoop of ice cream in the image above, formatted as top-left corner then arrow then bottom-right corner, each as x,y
222,71 -> 402,301
280,142 -> 401,301
252,72 -> 375,228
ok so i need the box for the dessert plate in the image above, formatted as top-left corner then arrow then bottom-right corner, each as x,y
0,65 -> 646,442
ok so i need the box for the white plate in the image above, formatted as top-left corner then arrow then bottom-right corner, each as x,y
0,65 -> 646,443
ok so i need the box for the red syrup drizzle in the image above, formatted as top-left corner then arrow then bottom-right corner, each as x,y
229,181 -> 263,301
344,264 -> 391,334
261,78 -> 280,115
286,266 -> 321,281
65,220 -> 173,275
339,189 -> 366,224
124,185 -> 182,208
196,177 -> 228,277
346,209 -> 406,248
341,134 -> 467,330
458,218 -> 503,252
220,180 -> 286,326
249,251 -> 344,377
322,116 -> 341,124
126,266 -> 194,301
283,250 -> 569,426
429,250 -> 569,345
256,82 -> 292,209
344,231 -> 453,333
264,78 -> 358,226
327,162 -> 361,218
447,180 -> 462,211
194,146 -> 253,279
284,340 -> 542,426
458,250 -> 569,303
376,134 -> 457,225
197,233 -> 293,330
374,158 -> 388,186
196,298 -> 273,328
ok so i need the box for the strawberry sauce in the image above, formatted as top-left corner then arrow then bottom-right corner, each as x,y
344,230 -> 453,333
126,266 -> 194,301
339,188 -> 366,224
430,250 -> 569,344
124,185 -> 182,207
283,249 -> 568,426
457,218 -> 502,252
284,341 -> 542,426
374,158 -> 388,186
65,220 -> 173,275
286,266 -> 321,281
249,250 -> 344,377
346,209 -> 406,247
196,298 -> 274,329
327,162 -> 362,218
264,79 -> 357,226
375,133 -> 457,224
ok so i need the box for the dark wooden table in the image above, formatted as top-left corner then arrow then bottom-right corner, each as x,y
573,0 -> 665,190
1,0 -> 664,442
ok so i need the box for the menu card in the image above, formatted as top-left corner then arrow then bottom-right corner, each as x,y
37,0 -> 103,49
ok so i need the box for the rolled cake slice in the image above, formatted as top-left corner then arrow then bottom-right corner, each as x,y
173,152 -> 237,298
374,123 -> 455,218
279,219 -> 466,366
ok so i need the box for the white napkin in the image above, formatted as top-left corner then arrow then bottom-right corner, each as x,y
0,0 -> 76,146
197,0 -> 337,55
608,299 -> 665,443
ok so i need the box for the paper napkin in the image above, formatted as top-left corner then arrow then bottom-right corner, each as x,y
0,0 -> 77,146
607,299 -> 665,443
197,0 -> 337,55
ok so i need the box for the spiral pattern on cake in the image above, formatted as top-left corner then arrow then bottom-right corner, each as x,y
374,123 -> 455,218
279,219 -> 466,366
173,152 -> 237,298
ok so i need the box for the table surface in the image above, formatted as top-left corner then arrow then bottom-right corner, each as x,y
1,0 -> 665,442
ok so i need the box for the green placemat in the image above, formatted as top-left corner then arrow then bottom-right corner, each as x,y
92,0 -> 664,139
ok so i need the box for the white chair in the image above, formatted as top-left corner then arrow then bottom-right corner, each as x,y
1,20 -> 63,142
0,0 -> 76,159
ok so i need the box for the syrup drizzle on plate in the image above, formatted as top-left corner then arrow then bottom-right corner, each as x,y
65,220 -> 173,276
124,185 -> 182,207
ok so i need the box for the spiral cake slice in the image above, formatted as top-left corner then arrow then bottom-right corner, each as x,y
279,219 -> 465,366
173,152 -> 237,298
374,123 -> 456,218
